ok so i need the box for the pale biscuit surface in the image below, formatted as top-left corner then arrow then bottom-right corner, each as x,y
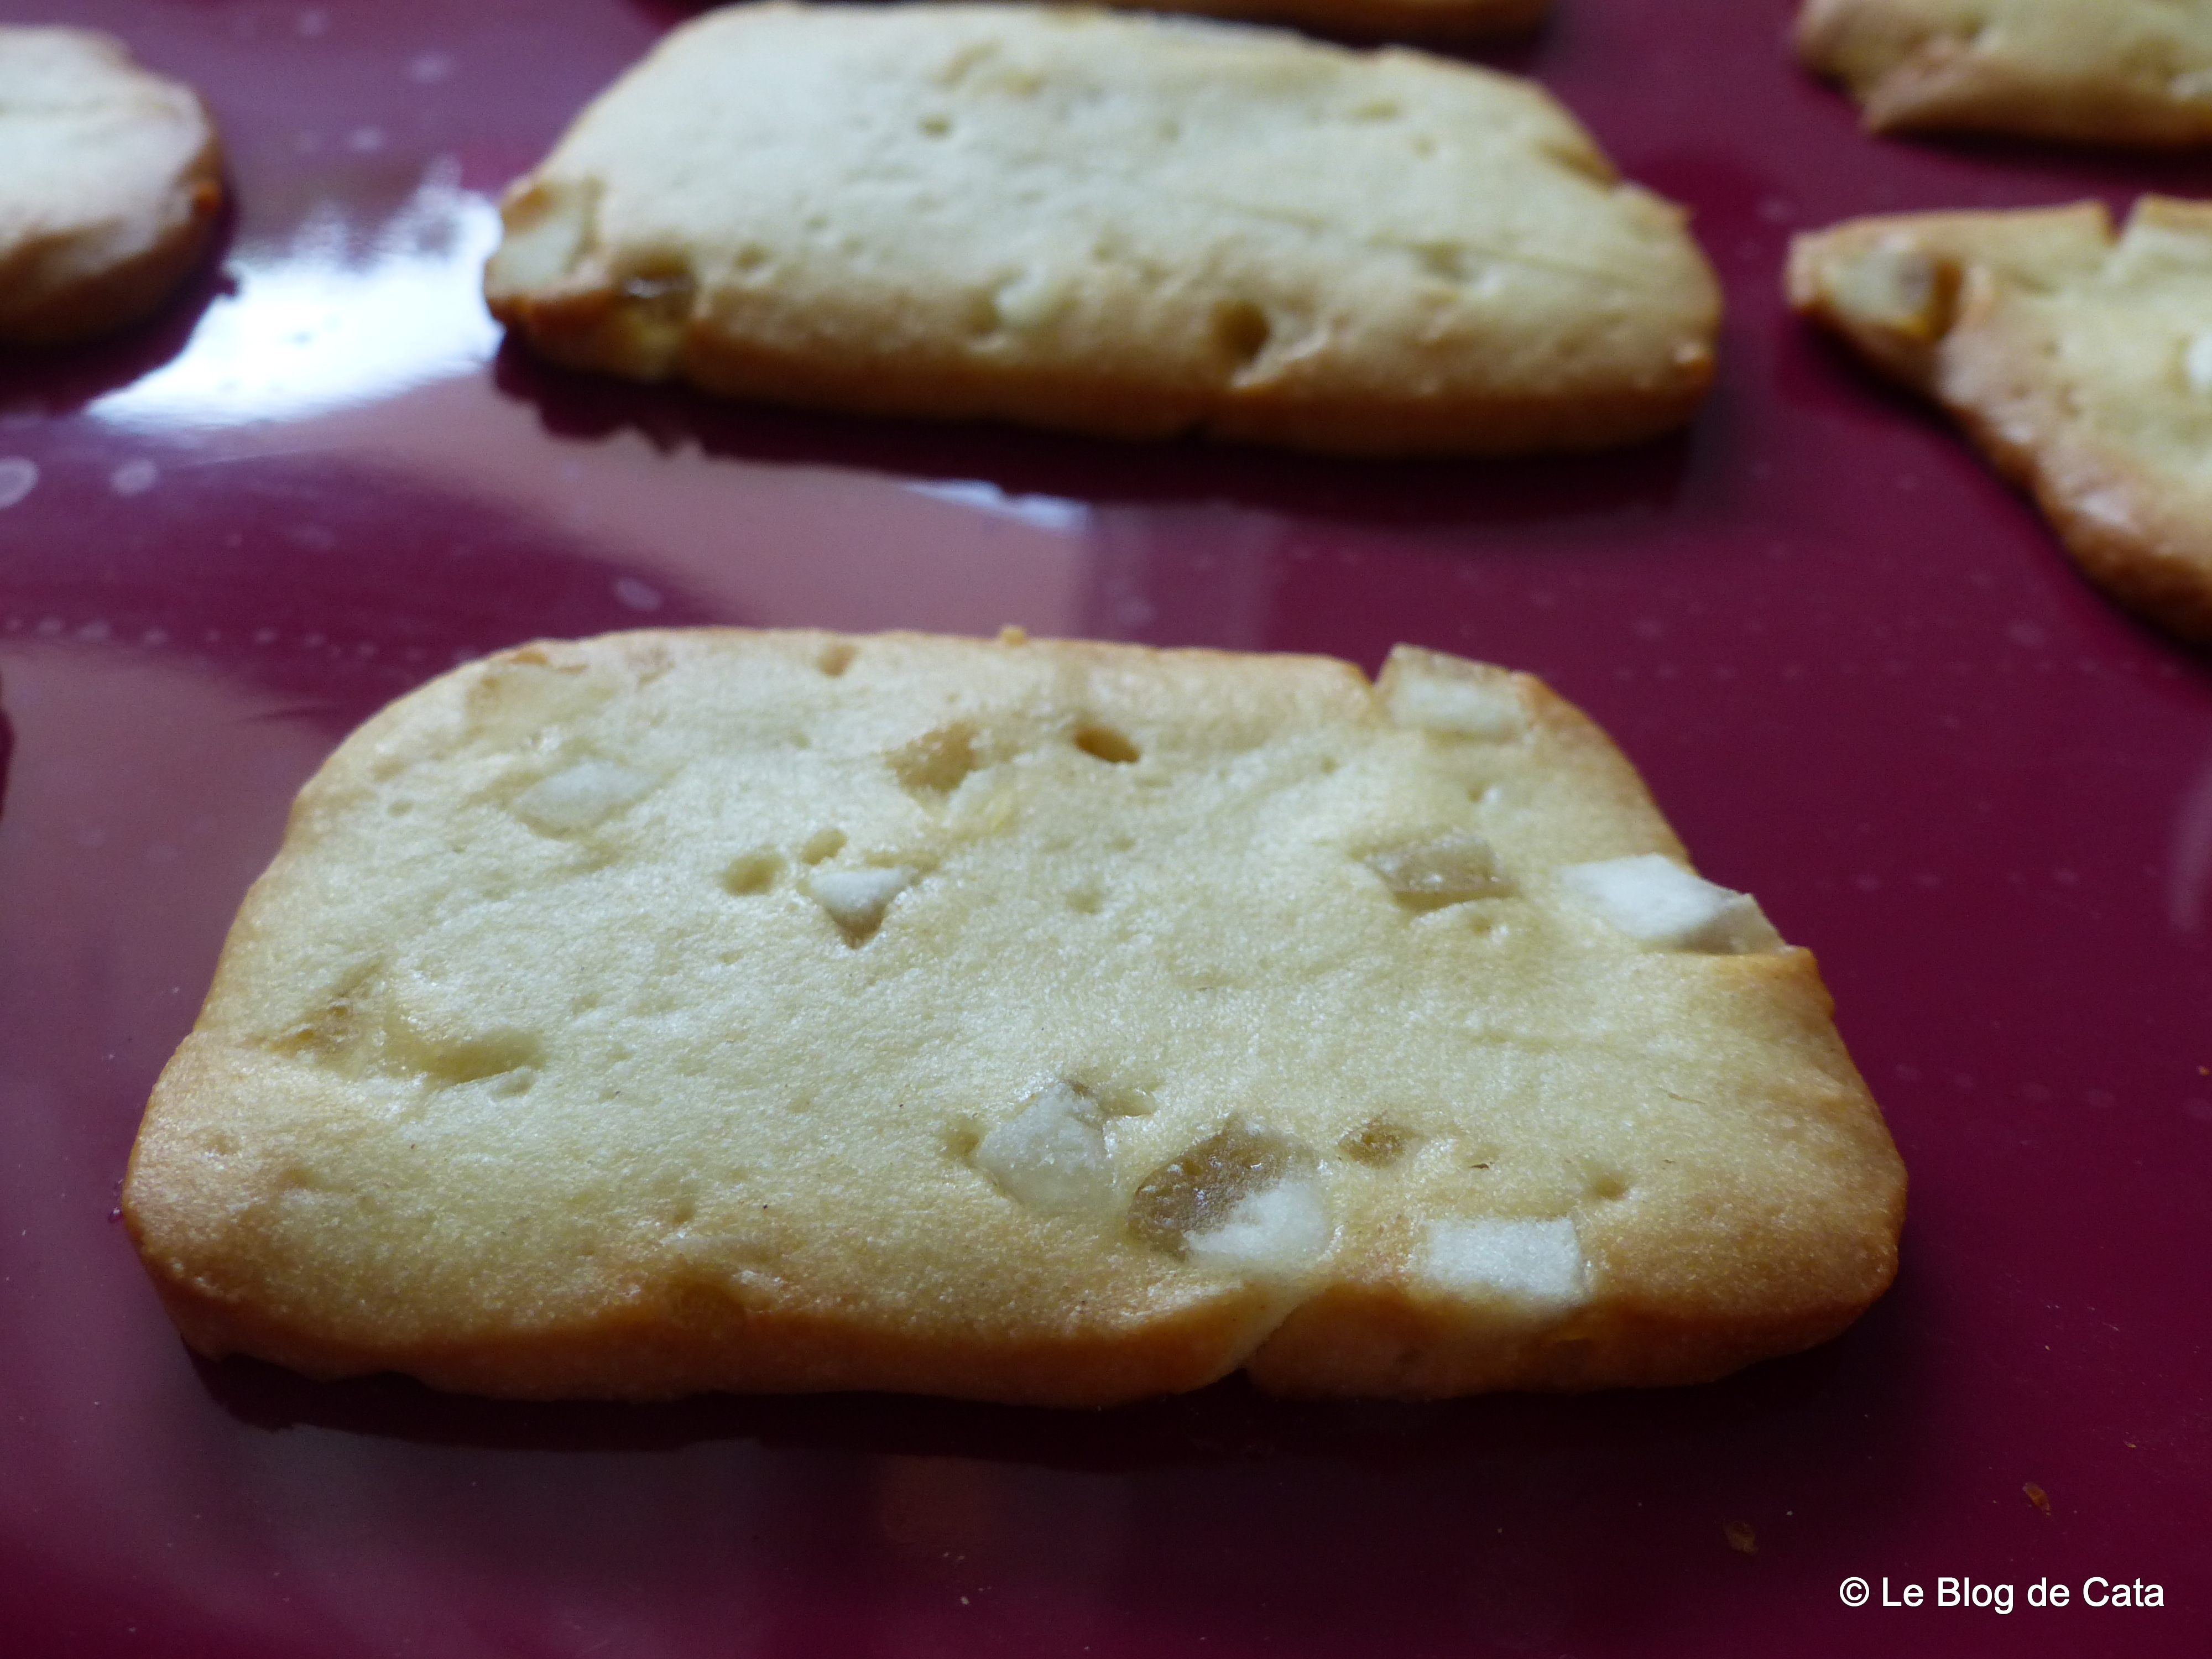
1798,0 -> 2212,146
126,630 -> 1903,1405
483,3 -> 1719,455
1790,197 -> 2212,641
0,27 -> 223,346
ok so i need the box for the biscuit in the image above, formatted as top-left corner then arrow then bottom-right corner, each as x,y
483,3 -> 1720,456
0,27 -> 223,347
1788,197 -> 2212,641
124,629 -> 1904,1406
1797,0 -> 2212,147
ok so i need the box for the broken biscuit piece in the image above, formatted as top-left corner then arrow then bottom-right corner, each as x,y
483,2 -> 1720,455
124,630 -> 1903,1405
1797,0 -> 2212,148
1789,196 -> 2212,641
0,27 -> 224,346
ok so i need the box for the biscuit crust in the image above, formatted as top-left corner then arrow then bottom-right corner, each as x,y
483,3 -> 1720,456
1797,0 -> 2212,147
0,27 -> 223,347
1789,197 -> 2212,641
125,630 -> 1903,1406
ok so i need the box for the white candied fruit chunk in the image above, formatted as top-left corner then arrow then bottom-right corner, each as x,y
509,759 -> 655,834
1832,240 -> 1939,337
2184,331 -> 2212,397
1385,671 -> 1526,740
1418,1217 -> 1587,1310
1185,1177 -> 1331,1279
973,1081 -> 1113,1217
1381,648 -> 1527,740
486,179 -> 596,291
1558,853 -> 1779,953
807,867 -> 916,938
1365,831 -> 1510,909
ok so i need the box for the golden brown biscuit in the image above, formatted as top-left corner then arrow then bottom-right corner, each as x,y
483,3 -> 1720,456
1797,0 -> 2212,147
1789,197 -> 2212,641
0,27 -> 223,347
125,630 -> 1904,1405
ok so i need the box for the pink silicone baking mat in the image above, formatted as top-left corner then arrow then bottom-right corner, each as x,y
2,2 -> 2207,1653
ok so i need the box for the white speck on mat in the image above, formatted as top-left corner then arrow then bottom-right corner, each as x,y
111,460 -> 159,495
0,457 -> 38,507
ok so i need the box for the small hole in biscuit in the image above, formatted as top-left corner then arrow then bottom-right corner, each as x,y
816,640 -> 855,677
1589,1173 -> 1629,1202
800,828 -> 846,864
1072,1077 -> 1156,1118
1066,881 -> 1104,915
1416,243 -> 1470,283
918,112 -> 952,137
415,1030 -> 545,1090
722,849 -> 781,895
1339,1119 -> 1415,1166
274,993 -> 363,1057
1212,299 -> 1272,369
1074,724 -> 1140,764
890,723 -> 978,796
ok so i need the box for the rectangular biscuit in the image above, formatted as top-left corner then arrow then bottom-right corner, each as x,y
124,630 -> 1904,1406
483,3 -> 1720,455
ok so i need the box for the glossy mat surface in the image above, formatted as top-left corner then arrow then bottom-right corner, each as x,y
1,3 -> 2206,1655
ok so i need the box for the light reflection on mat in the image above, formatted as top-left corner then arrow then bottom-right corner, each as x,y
95,159 -> 500,434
